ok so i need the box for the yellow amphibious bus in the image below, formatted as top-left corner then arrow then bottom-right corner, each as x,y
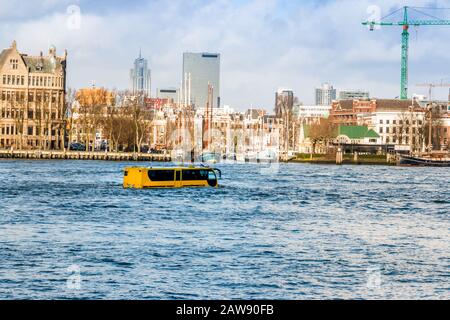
123,166 -> 221,189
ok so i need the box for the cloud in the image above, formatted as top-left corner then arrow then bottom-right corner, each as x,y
1,0 -> 449,110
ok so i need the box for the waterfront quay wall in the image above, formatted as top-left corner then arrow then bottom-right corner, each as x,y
0,150 -> 171,162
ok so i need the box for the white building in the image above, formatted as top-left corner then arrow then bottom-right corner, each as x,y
156,87 -> 178,102
370,106 -> 425,149
339,90 -> 370,100
293,105 -> 331,124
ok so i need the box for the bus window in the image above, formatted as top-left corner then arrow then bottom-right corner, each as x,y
148,170 -> 175,181
176,171 -> 181,181
182,170 -> 208,181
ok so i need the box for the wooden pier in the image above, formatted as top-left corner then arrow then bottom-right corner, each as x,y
0,150 -> 171,162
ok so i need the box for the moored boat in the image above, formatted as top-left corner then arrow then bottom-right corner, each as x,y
398,155 -> 450,167
200,151 -> 221,164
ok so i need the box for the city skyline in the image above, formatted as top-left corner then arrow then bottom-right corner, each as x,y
1,0 -> 449,110
0,0 -> 449,305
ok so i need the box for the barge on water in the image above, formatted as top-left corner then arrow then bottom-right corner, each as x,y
398,155 -> 450,167
123,166 -> 221,189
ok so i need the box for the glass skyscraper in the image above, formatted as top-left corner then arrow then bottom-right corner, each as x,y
182,52 -> 220,109
130,51 -> 151,96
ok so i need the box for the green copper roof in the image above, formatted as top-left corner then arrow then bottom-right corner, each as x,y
338,126 -> 380,139
365,129 -> 380,138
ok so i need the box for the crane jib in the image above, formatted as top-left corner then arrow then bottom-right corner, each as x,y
361,6 -> 450,100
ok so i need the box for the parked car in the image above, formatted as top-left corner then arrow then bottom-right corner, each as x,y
69,142 -> 86,151
149,148 -> 166,154
98,141 -> 109,151
139,145 -> 150,153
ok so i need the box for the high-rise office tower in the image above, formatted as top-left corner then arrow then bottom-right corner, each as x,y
315,83 -> 336,106
182,52 -> 220,109
130,50 -> 151,96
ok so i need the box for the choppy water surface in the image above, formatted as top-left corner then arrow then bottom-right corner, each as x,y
0,160 -> 448,299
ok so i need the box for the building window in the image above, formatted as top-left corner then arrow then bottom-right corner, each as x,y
380,120 -> 383,124
379,127 -> 383,134
10,59 -> 18,70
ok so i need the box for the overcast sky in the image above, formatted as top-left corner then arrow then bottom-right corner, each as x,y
1,0 -> 449,110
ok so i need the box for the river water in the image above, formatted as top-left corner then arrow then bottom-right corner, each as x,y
0,160 -> 448,300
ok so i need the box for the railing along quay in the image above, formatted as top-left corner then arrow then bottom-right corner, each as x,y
0,150 -> 171,162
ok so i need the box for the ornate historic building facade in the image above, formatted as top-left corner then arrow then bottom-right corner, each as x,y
0,41 -> 67,150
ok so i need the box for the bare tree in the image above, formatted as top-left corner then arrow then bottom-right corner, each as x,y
63,88 -> 77,150
392,112 -> 409,145
276,95 -> 294,158
309,118 -> 337,154
76,88 -> 111,151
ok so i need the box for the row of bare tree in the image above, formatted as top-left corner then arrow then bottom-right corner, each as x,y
4,91 -> 65,150
67,88 -> 154,153
393,109 -> 447,152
